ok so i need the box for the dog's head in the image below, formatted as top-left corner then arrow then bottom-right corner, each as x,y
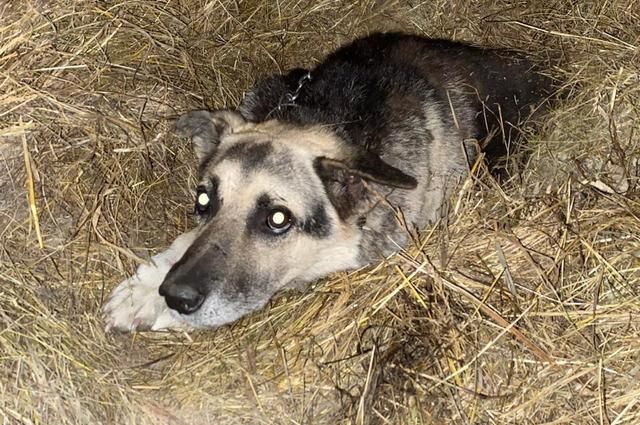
158,110 -> 417,328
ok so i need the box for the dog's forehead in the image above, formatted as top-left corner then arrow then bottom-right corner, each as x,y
225,120 -> 343,159
201,152 -> 323,217
212,161 -> 321,218
195,120 -> 341,214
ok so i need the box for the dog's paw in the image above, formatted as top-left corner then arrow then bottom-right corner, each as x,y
102,262 -> 183,332
102,230 -> 199,332
102,256 -> 181,332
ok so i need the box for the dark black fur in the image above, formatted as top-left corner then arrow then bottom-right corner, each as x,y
300,203 -> 331,238
240,32 -> 553,170
224,141 -> 274,171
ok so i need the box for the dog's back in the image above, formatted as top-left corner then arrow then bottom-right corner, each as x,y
241,32 -> 553,168
328,33 -> 552,148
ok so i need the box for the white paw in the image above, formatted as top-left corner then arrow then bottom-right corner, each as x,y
102,230 -> 199,332
102,263 -> 178,332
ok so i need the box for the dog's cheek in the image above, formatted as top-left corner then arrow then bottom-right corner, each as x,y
286,230 -> 363,285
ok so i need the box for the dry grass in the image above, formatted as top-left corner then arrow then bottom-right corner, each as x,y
1,0 -> 639,424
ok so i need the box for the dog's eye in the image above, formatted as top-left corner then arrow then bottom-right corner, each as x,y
266,208 -> 292,234
195,186 -> 210,215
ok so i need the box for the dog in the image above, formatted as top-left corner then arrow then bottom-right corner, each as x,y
102,32 -> 552,331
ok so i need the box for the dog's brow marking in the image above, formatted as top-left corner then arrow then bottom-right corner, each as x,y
224,141 -> 274,171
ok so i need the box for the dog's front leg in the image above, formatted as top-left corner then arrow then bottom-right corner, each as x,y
102,230 -> 198,332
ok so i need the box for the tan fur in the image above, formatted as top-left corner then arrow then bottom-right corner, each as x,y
223,120 -> 347,158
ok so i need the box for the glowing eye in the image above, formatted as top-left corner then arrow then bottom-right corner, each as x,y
271,211 -> 285,225
195,187 -> 211,215
197,192 -> 210,207
266,208 -> 292,234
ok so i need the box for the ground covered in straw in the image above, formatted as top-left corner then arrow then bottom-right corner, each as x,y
1,1 -> 639,424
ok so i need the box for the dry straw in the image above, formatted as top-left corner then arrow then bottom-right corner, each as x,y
1,1 -> 639,424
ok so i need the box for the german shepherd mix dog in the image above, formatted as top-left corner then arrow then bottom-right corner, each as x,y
103,32 -> 552,331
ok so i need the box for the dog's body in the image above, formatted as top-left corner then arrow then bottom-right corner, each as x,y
103,33 -> 552,331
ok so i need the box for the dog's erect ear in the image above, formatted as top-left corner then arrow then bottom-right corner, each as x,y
176,110 -> 246,163
314,151 -> 418,219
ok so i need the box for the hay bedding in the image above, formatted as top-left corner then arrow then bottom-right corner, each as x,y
0,0 -> 639,423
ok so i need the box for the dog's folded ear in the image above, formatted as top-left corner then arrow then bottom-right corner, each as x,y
176,110 -> 246,163
314,151 -> 418,219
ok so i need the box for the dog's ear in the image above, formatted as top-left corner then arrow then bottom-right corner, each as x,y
176,110 -> 246,163
314,151 -> 418,219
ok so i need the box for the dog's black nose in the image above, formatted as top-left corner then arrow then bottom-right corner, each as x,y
159,283 -> 205,315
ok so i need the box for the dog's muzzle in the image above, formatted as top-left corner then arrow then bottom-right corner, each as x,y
159,281 -> 206,315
